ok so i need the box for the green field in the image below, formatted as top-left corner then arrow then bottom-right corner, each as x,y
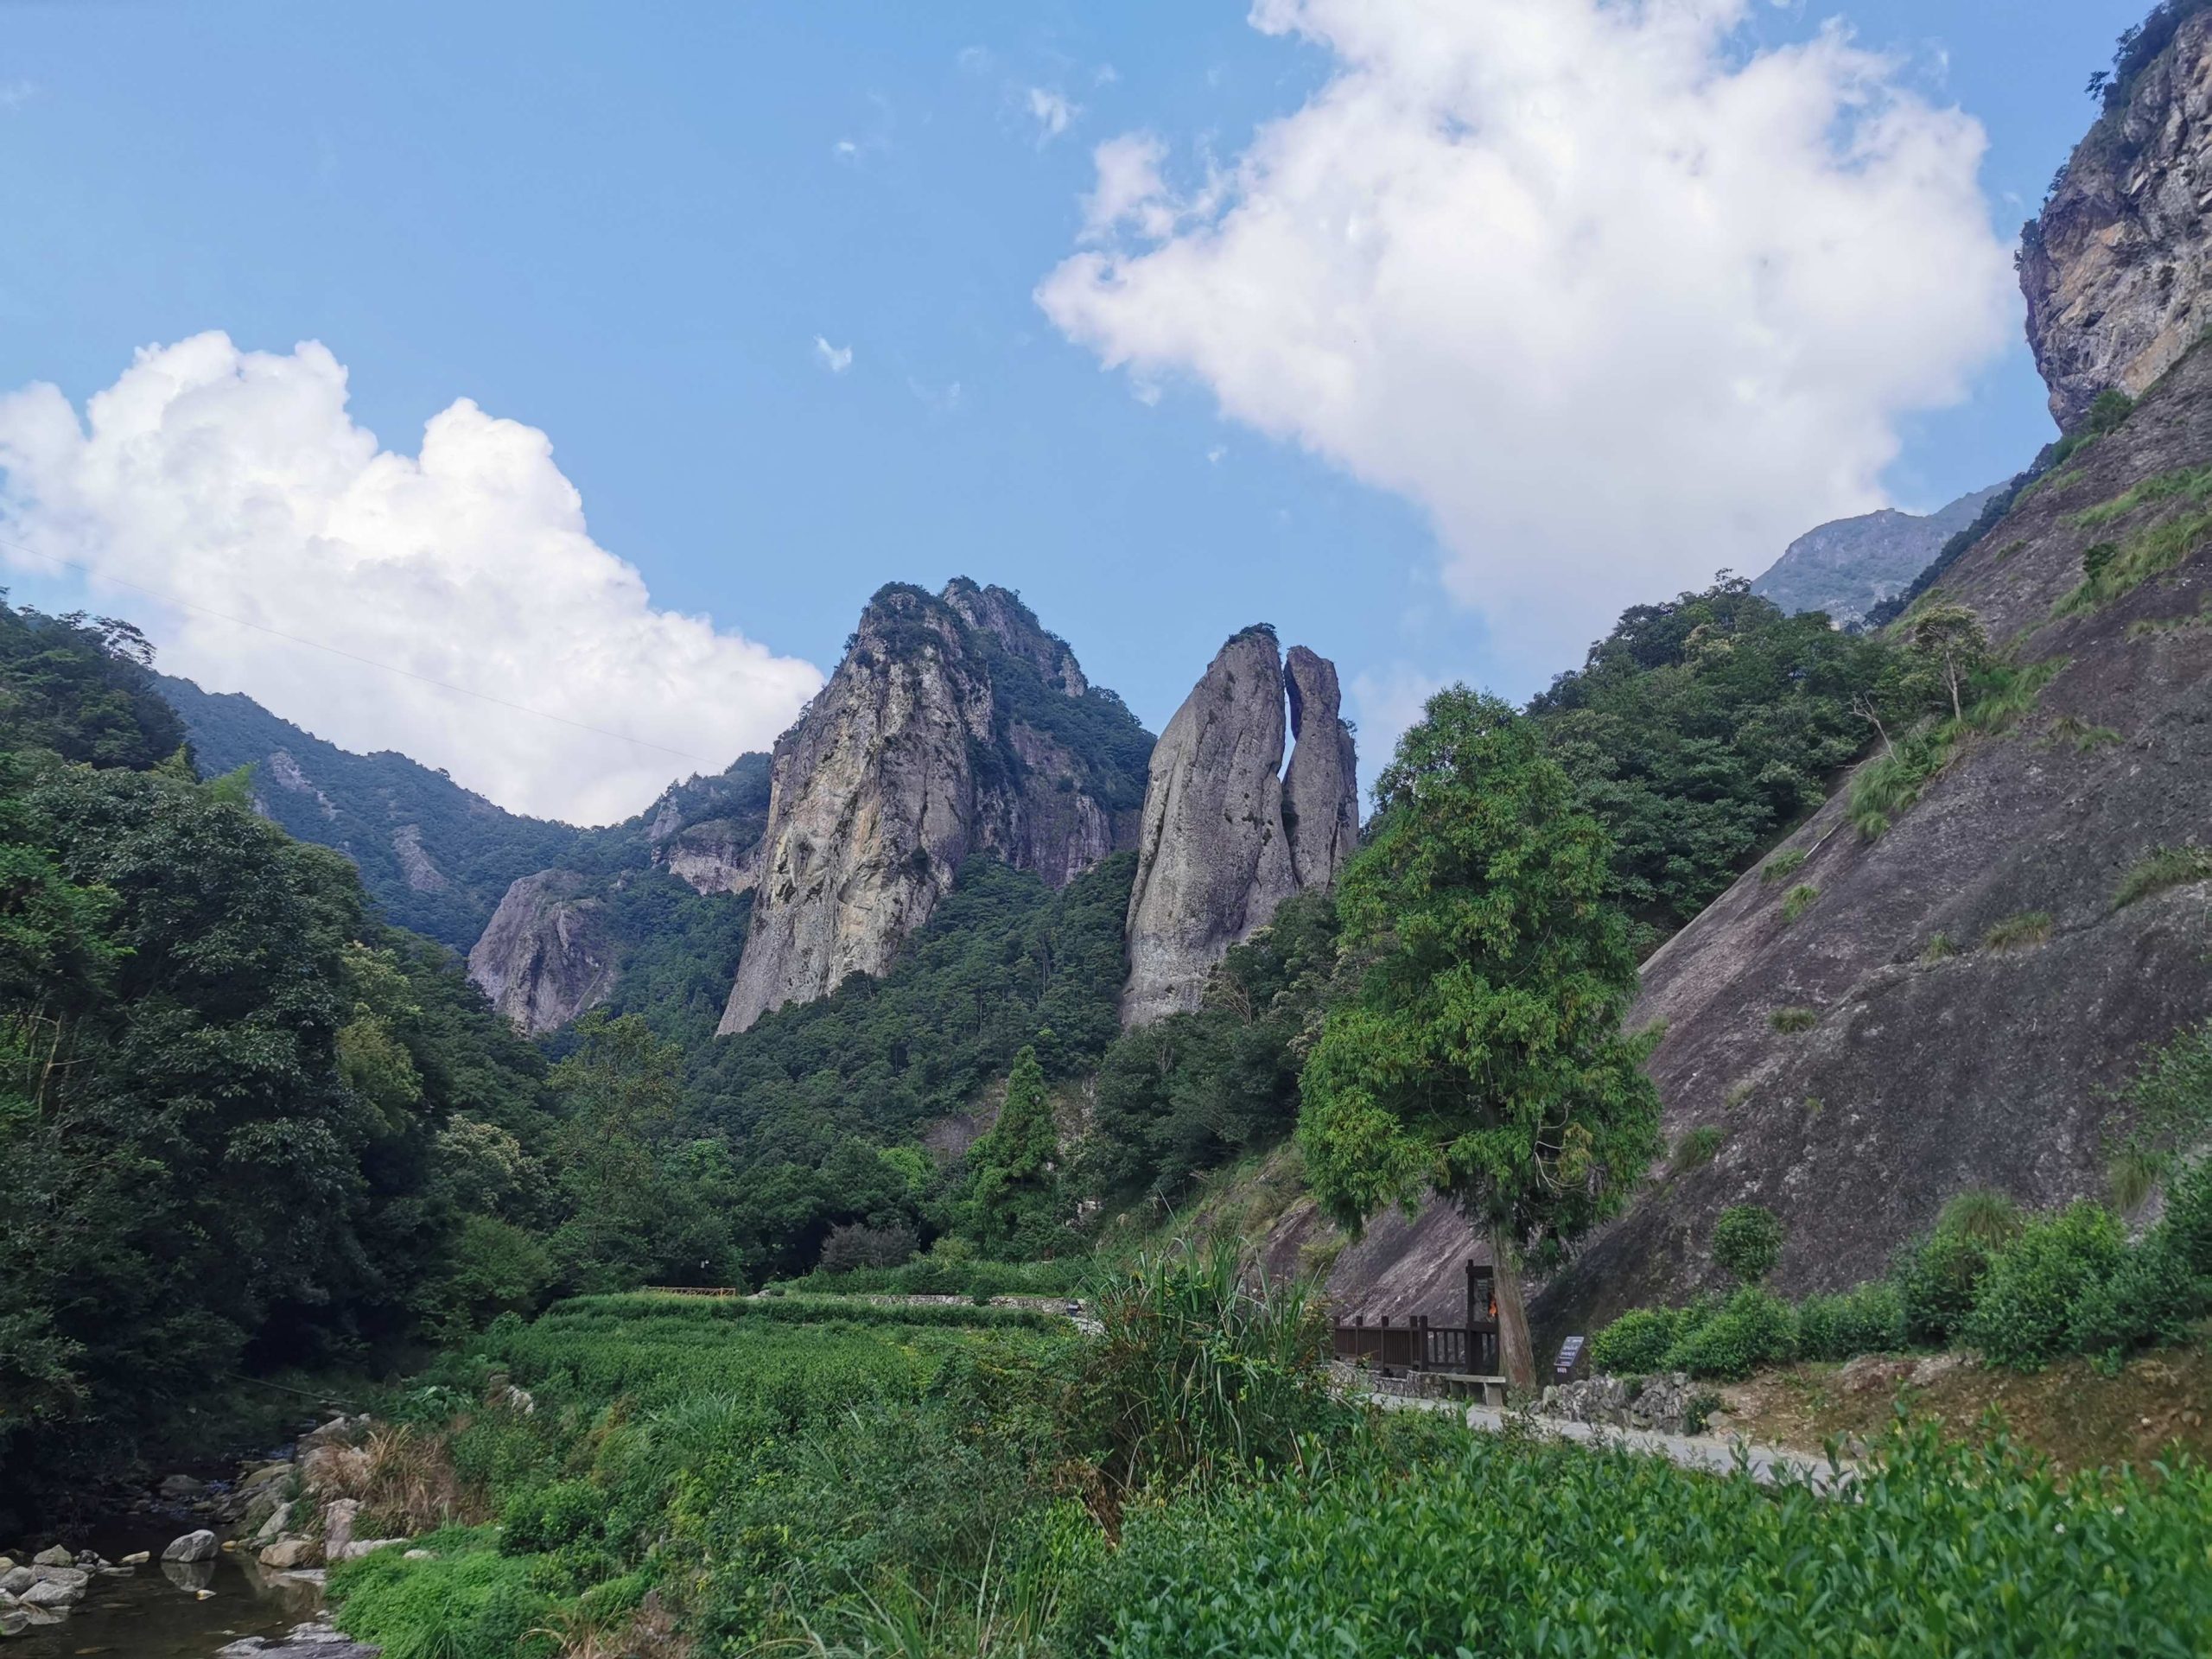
329,1272 -> 2212,1659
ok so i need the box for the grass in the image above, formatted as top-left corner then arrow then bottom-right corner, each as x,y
1770,1007 -> 1820,1034
1674,1125 -> 1725,1170
1760,848 -> 1808,886
2127,601 -> 2212,638
2069,464 -> 2212,528
2114,844 -> 2212,908
1779,883 -> 1818,924
2041,713 -> 2124,752
1919,932 -> 1957,963
2053,505 -> 2212,617
1849,659 -> 2066,840
1983,912 -> 2054,951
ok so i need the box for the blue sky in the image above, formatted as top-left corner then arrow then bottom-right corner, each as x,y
0,0 -> 2158,822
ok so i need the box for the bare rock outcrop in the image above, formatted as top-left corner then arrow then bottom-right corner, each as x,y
1535,318 -> 2212,1344
467,870 -> 620,1035
1122,629 -> 1357,1027
2022,9 -> 2212,428
718,582 -> 1147,1034
658,818 -> 765,898
1281,645 -> 1360,891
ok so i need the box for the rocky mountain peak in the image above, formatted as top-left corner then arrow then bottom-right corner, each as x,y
2022,5 -> 2212,428
1122,627 -> 1357,1027
717,580 -> 1149,1034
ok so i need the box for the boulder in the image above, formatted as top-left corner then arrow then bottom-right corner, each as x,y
118,1551 -> 149,1567
0,1606 -> 28,1638
0,1569 -> 31,1597
162,1529 -> 219,1564
257,1537 -> 318,1571
29,1548 -> 71,1568
0,1558 -> 10,1573
250,1501 -> 296,1548
20,1577 -> 85,1609
160,1473 -> 211,1500
327,1539 -> 404,1563
321,1497 -> 359,1558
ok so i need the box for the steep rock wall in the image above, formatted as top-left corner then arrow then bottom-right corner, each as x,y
2023,10 -> 2212,428
1122,630 -> 1357,1026
718,582 -> 1147,1033
1535,335 -> 2212,1339
467,870 -> 620,1035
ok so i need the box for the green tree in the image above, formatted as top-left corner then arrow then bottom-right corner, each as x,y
1904,604 -> 1992,724
963,1044 -> 1064,1255
1296,689 -> 1662,1389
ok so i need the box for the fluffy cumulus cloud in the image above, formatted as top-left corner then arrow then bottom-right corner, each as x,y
0,334 -> 823,824
1039,0 -> 2019,678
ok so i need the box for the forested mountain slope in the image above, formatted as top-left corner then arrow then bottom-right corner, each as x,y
160,673 -> 580,947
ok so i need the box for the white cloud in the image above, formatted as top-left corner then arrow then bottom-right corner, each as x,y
1081,132 -> 1177,242
0,334 -> 823,824
833,138 -> 860,160
1027,86 -> 1079,143
813,335 -> 854,373
0,79 -> 36,112
1039,0 -> 2017,682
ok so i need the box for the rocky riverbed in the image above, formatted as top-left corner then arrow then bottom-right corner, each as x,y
1,1413 -> 403,1657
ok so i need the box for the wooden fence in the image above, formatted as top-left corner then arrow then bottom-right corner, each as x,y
1332,1313 -> 1500,1378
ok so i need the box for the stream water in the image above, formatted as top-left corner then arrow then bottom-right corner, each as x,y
5,1518 -> 325,1659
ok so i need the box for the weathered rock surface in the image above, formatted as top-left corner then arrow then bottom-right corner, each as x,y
1281,645 -> 1360,891
1536,328 -> 2212,1342
1122,630 -> 1357,1026
467,871 -> 619,1035
1750,486 -> 2006,627
29,1548 -> 70,1569
218,1620 -> 379,1659
257,1537 -> 317,1570
1540,1372 -> 1707,1435
162,1530 -> 219,1564
2023,10 -> 2212,428
390,823 -> 448,893
719,582 -> 1148,1033
658,817 -> 764,898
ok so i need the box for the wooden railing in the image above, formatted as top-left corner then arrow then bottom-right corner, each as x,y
1332,1313 -> 1500,1377
644,1286 -> 744,1297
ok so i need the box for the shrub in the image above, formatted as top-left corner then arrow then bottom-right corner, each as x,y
1713,1205 -> 1784,1285
1780,884 -> 1819,924
2067,1236 -> 2204,1373
1962,1203 -> 2127,1371
1077,1239 -> 1341,1494
1983,912 -> 2053,951
2165,1157 -> 2212,1277
1794,1282 -> 1905,1361
1587,1306 -> 1687,1375
499,1478 -> 605,1556
2113,844 -> 2212,908
1672,1125 -> 1723,1170
1936,1188 -> 2024,1247
1663,1287 -> 1796,1381
1770,1007 -> 1819,1034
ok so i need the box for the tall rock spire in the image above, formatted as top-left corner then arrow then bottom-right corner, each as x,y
1121,628 -> 1357,1027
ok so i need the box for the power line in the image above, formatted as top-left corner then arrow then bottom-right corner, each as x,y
0,533 -> 715,764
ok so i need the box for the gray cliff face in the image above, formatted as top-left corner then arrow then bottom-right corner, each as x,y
658,818 -> 764,898
467,871 -> 620,1035
2022,10 -> 2212,429
718,582 -> 1146,1034
943,576 -> 1089,697
1122,630 -> 1357,1027
1750,486 -> 2005,627
1281,645 -> 1360,891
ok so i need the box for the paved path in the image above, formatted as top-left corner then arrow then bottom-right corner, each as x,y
1363,1391 -> 1859,1493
